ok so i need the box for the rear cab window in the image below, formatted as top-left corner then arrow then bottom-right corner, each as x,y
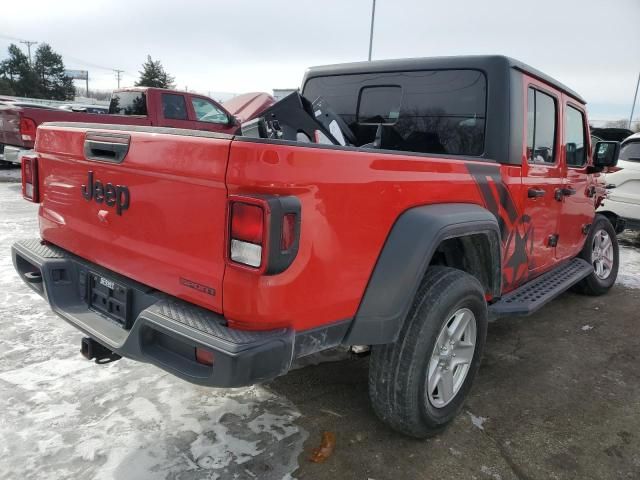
303,69 -> 487,156
161,94 -> 188,120
108,91 -> 147,115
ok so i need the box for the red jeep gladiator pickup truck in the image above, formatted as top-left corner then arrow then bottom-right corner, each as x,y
12,56 -> 622,437
0,88 -> 271,165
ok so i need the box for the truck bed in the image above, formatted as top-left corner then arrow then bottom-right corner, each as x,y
0,104 -> 151,149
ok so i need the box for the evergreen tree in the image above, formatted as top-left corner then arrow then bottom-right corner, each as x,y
135,55 -> 175,88
0,77 -> 14,95
0,44 -> 40,97
33,44 -> 75,100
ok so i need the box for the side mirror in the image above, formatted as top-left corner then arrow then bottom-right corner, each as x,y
227,114 -> 238,126
593,141 -> 620,169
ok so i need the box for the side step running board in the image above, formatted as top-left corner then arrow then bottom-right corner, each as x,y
489,258 -> 593,319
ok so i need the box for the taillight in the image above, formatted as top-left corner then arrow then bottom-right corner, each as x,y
228,195 -> 301,274
230,202 -> 265,268
21,155 -> 39,202
281,213 -> 296,251
20,117 -> 37,142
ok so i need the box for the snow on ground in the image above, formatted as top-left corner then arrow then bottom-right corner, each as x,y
1,167 -> 639,478
618,232 -> 640,289
0,166 -> 21,182
0,177 -> 307,479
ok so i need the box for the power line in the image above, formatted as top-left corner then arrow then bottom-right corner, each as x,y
0,33 -> 130,76
19,40 -> 37,64
114,69 -> 124,88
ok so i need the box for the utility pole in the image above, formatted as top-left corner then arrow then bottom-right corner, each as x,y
114,69 -> 124,89
629,71 -> 640,130
368,0 -> 377,61
19,40 -> 38,65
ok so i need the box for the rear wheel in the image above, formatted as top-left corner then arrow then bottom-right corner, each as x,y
368,267 -> 487,438
574,214 -> 619,296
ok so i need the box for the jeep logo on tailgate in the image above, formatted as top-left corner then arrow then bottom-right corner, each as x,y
81,171 -> 130,215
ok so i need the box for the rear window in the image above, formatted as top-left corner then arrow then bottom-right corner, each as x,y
162,94 -> 188,120
620,141 -> 640,162
108,91 -> 147,115
303,69 -> 486,156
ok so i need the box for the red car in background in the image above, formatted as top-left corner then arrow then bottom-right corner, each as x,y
0,87 -> 273,165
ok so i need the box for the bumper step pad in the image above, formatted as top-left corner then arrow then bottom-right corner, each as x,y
12,239 -> 294,387
489,258 -> 593,318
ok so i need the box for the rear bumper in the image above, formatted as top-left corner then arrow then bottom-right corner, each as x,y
12,239 -> 323,387
2,145 -> 31,164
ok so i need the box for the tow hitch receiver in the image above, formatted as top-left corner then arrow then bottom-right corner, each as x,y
81,337 -> 121,364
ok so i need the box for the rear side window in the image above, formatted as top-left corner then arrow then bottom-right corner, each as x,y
303,69 -> 486,156
527,88 -> 557,164
108,91 -> 147,115
162,94 -> 188,120
565,105 -> 587,167
620,141 -> 640,162
191,97 -> 228,124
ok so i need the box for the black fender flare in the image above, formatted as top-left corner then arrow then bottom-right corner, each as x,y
344,203 -> 501,345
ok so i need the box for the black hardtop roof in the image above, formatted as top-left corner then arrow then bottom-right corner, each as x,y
304,55 -> 585,104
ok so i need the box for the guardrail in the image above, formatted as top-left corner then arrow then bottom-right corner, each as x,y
0,95 -> 109,107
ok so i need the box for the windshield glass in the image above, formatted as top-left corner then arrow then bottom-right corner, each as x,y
619,141 -> 640,162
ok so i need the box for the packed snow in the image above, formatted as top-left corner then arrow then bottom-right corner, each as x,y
0,174 -> 307,479
618,232 -> 640,288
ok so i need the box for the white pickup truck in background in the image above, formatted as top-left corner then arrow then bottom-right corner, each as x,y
599,132 -> 640,231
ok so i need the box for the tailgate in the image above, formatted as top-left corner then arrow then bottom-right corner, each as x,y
0,106 -> 24,147
35,124 -> 231,313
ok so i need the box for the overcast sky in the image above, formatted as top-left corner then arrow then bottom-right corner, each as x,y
2,0 -> 639,122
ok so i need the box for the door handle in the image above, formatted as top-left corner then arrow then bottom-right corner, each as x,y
528,187 -> 546,198
84,132 -> 130,163
554,186 -> 577,201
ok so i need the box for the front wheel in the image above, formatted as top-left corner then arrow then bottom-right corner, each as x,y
368,267 -> 488,438
574,214 -> 619,296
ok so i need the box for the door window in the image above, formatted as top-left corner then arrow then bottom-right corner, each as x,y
191,98 -> 229,124
527,88 -> 557,164
161,94 -> 188,120
565,105 -> 587,167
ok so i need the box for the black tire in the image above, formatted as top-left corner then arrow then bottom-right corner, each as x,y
368,266 -> 488,438
574,214 -> 619,296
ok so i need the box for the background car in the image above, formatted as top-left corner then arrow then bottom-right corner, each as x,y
58,103 -> 109,114
598,132 -> 640,231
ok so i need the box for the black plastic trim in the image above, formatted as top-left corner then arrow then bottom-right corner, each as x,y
264,195 -> 302,275
11,239 -> 348,387
488,258 -> 592,318
344,203 -> 501,345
